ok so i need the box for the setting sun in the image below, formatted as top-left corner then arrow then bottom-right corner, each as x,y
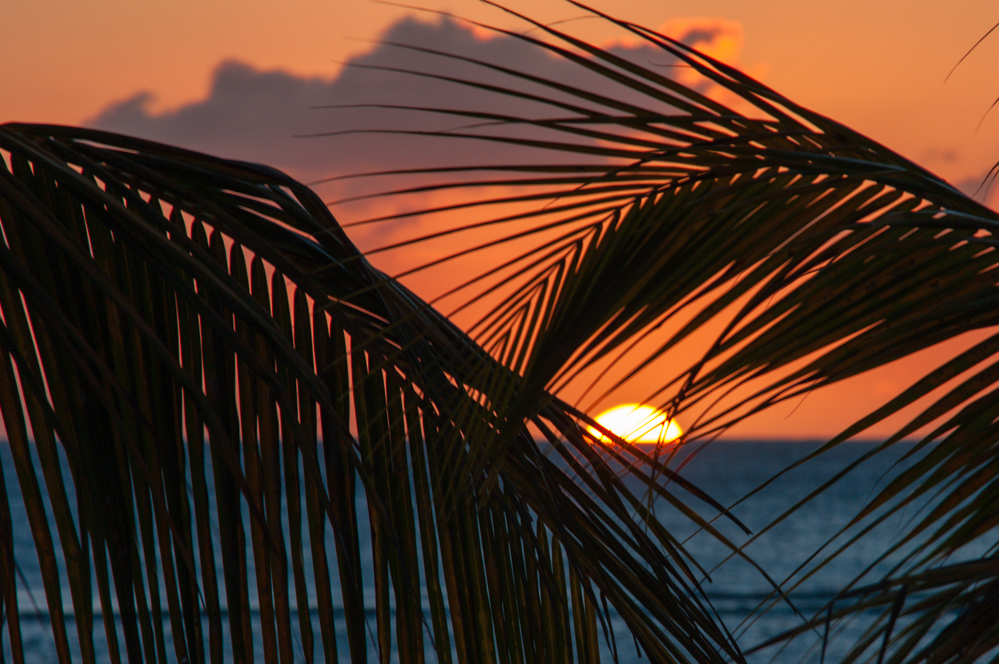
588,404 -> 684,444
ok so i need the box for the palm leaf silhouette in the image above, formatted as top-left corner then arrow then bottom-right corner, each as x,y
1,3 -> 998,663
0,121 -> 750,663
324,2 -> 999,661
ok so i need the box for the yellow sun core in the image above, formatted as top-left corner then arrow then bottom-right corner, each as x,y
589,404 -> 683,444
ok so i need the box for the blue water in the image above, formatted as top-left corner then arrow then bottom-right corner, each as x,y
0,440 -> 986,663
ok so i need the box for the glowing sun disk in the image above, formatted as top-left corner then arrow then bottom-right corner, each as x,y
589,404 -> 683,444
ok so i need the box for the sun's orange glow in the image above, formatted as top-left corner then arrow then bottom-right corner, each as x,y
588,404 -> 683,444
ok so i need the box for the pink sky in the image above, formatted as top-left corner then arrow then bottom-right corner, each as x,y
5,1 -> 999,438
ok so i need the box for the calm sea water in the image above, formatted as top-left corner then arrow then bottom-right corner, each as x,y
0,440 -> 982,663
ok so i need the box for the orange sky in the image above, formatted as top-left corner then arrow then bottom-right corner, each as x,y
5,1 -> 999,439
6,0 -> 999,185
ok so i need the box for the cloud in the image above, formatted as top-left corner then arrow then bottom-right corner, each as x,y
87,61 -> 352,183
955,172 -> 999,209
658,18 -> 744,66
87,15 -> 748,186
85,15 -> 752,281
605,17 -> 744,66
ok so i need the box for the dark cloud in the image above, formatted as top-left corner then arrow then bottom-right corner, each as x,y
88,61 -> 350,182
87,16 -> 741,188
955,173 -> 999,209
86,16 -> 752,314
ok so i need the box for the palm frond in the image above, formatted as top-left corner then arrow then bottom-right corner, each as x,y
331,3 -> 999,661
0,122 -> 748,663
5,2 -> 999,662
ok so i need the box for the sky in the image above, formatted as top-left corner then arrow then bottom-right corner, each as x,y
5,1 -> 999,439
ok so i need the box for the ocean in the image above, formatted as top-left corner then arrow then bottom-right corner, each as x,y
1,440 -> 985,663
